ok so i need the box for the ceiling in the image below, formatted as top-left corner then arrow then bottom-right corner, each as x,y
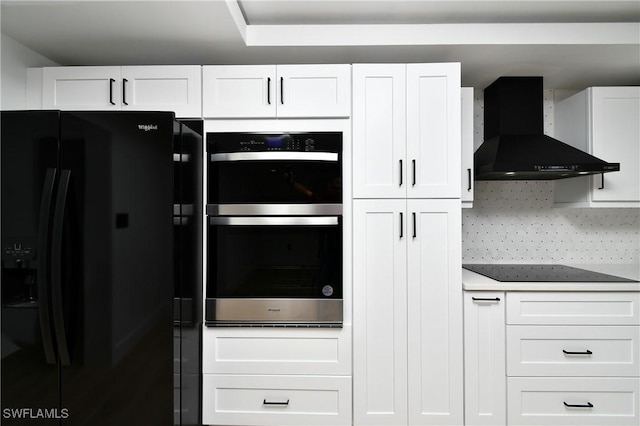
1,0 -> 639,89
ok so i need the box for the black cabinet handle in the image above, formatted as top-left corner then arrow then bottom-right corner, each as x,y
280,77 -> 284,104
564,401 -> 593,408
400,212 -> 404,238
598,173 -> 605,190
399,160 -> 403,187
412,159 -> 416,186
109,78 -> 116,105
467,168 -> 472,191
122,78 -> 128,105
563,349 -> 593,355
472,297 -> 501,302
412,212 -> 416,238
263,399 -> 289,406
267,77 -> 271,105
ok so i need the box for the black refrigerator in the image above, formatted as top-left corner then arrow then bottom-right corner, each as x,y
1,111 -> 202,425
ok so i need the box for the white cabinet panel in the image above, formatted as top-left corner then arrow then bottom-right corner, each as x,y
42,65 -> 202,116
202,65 -> 276,118
407,199 -> 463,426
464,293 -> 506,426
461,87 -> 474,207
121,66 -> 202,117
353,199 -> 408,426
203,375 -> 352,426
352,63 -> 461,199
590,88 -> 640,203
42,66 -> 121,110
506,292 -> 640,325
202,64 -> 350,118
277,65 -> 351,118
555,86 -> 640,207
406,64 -> 461,198
202,327 -> 351,375
352,64 -> 406,199
353,199 -> 462,426
507,326 -> 640,377
507,377 -> 640,425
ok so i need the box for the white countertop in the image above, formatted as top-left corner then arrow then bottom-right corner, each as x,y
462,264 -> 640,291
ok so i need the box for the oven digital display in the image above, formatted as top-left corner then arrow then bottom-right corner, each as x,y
266,136 -> 283,148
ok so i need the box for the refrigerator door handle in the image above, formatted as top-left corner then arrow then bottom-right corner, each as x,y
37,168 -> 58,364
51,169 -> 72,367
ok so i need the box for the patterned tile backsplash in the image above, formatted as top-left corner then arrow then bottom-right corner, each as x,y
462,181 -> 640,264
462,88 -> 640,265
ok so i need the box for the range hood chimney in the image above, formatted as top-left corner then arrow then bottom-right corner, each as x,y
474,76 -> 620,180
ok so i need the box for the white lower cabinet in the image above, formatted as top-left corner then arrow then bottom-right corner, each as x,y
202,327 -> 352,426
507,377 -> 640,426
465,291 -> 640,426
202,375 -> 352,426
463,292 -> 506,426
353,199 -> 463,426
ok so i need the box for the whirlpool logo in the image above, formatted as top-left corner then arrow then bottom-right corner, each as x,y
138,124 -> 158,132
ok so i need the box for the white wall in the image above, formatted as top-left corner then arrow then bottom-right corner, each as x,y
1,33 -> 58,110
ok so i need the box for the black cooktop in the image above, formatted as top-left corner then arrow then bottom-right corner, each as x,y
462,264 -> 638,282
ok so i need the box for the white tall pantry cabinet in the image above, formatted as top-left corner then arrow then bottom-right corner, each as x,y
352,63 -> 463,426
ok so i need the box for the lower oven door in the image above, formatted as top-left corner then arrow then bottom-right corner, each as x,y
206,215 -> 342,327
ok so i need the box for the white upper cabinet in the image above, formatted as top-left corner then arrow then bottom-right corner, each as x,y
406,64 -> 461,198
352,63 -> 461,199
276,65 -> 351,118
461,87 -> 475,208
352,64 -> 407,198
120,66 -> 202,117
202,64 -> 351,118
554,86 -> 640,207
42,66 -> 122,111
202,65 -> 276,118
41,66 -> 202,117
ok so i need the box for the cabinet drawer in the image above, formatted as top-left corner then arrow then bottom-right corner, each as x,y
203,374 -> 351,426
507,326 -> 639,377
203,327 -> 351,375
507,377 -> 640,425
507,292 -> 640,325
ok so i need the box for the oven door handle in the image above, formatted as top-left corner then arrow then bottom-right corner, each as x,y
209,216 -> 339,226
210,152 -> 338,162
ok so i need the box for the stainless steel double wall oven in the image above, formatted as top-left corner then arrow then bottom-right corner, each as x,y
205,132 -> 343,327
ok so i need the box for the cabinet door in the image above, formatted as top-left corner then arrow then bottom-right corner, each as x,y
202,65 -> 276,118
276,64 -> 351,118
590,87 -> 640,203
353,199 -> 408,426
352,64 -> 407,199
42,66 -> 121,110
406,64 -> 461,198
461,87 -> 475,207
464,292 -> 506,426
407,199 -> 463,425
121,66 -> 202,117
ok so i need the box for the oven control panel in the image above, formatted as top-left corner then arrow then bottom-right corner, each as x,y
207,132 -> 342,153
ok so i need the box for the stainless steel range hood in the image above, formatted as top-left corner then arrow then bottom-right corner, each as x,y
474,77 -> 620,181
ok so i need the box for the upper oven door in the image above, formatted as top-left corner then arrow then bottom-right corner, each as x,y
207,132 -> 342,205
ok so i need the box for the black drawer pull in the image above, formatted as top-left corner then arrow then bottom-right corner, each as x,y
263,399 -> 289,406
563,349 -> 593,355
564,401 -> 593,408
471,297 -> 501,302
